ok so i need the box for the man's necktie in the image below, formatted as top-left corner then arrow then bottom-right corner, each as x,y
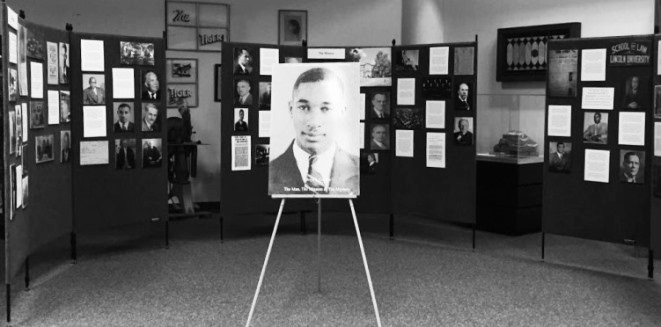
306,155 -> 325,191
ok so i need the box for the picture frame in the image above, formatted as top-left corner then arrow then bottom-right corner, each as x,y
214,64 -> 222,102
278,10 -> 307,46
496,22 -> 581,82
165,1 -> 230,52
166,58 -> 198,83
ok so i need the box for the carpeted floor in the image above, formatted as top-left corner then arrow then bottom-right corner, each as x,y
2,213 -> 660,326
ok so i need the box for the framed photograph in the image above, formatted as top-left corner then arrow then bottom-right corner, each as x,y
496,22 -> 581,82
113,102 -> 136,133
115,138 -> 137,170
167,83 -> 198,108
166,58 -> 198,83
35,134 -> 55,164
29,101 -> 46,129
142,138 -> 163,168
61,130 -> 72,163
214,64 -> 222,102
583,111 -> 608,144
82,73 -> 106,105
278,10 -> 307,46
548,141 -> 572,173
60,90 -> 71,123
141,70 -> 161,101
120,41 -> 155,66
453,117 -> 474,146
165,1 -> 230,51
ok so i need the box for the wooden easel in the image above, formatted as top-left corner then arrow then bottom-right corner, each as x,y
245,198 -> 382,327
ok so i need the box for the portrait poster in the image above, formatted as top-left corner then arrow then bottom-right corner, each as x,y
21,103 -> 28,141
655,122 -> 661,157
260,48 -> 280,76
83,106 -> 107,138
166,58 -> 197,83
30,61 -> 44,99
35,134 -> 55,164
60,91 -> 71,123
59,42 -> 70,83
142,139 -> 163,168
397,78 -> 415,105
395,130 -> 414,157
269,63 -> 360,197
581,48 -> 606,81
112,68 -> 135,99
231,135 -> 251,171
29,101 -> 46,129
618,150 -> 645,184
618,112 -> 645,146
547,49 -> 578,97
9,31 -> 18,64
426,100 -> 445,129
394,49 -> 420,72
255,144 -> 270,166
429,46 -> 449,75
80,141 -> 109,166
394,108 -> 424,129
347,47 -> 392,87
426,132 -> 446,168
47,42 -> 59,85
120,42 -> 155,66
582,111 -> 609,144
27,28 -> 45,59
454,47 -> 475,75
548,141 -> 572,173
47,90 -> 60,125
259,110 -> 271,138
584,149 -> 610,183
278,10 -> 307,46
80,39 -> 105,72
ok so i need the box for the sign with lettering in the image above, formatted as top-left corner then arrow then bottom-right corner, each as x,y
307,48 -> 346,60
609,39 -> 651,66
166,1 -> 230,51
166,58 -> 198,83
167,84 -> 198,108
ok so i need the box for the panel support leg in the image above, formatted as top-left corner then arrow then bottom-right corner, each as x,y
389,213 -> 394,240
648,248 -> 654,279
71,232 -> 77,264
6,284 -> 10,324
472,224 -> 476,251
541,232 -> 546,261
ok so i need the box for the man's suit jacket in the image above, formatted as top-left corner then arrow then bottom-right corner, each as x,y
234,64 -> 252,75
549,152 -> 570,172
455,96 -> 470,110
143,146 -> 162,168
116,147 -> 135,169
371,108 -> 389,119
83,87 -> 105,104
61,149 -> 72,163
619,171 -> 643,183
370,139 -> 389,150
114,121 -> 135,133
583,123 -> 608,143
454,131 -> 473,145
269,141 -> 359,195
142,120 -> 160,132
235,93 -> 253,106
142,89 -> 161,101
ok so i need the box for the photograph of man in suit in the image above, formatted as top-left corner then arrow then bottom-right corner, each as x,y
623,75 -> 644,109
83,75 -> 105,105
114,103 -> 135,133
235,79 -> 253,106
369,92 -> 389,119
142,103 -> 160,132
619,151 -> 644,184
141,71 -> 160,100
259,82 -> 272,109
61,131 -> 72,163
269,67 -> 359,196
453,118 -> 473,145
233,48 -> 253,75
583,112 -> 608,144
143,139 -> 162,168
369,124 -> 389,150
234,109 -> 248,131
549,141 -> 571,173
116,139 -> 136,170
455,82 -> 470,111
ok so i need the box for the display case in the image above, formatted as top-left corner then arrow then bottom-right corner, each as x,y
476,94 -> 545,164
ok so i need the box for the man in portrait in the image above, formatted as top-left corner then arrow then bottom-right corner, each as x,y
60,94 -> 71,123
83,76 -> 105,105
61,131 -> 72,163
235,109 -> 248,131
59,43 -> 69,84
116,139 -> 136,170
142,71 -> 160,100
623,75 -> 644,109
454,118 -> 473,145
620,151 -> 644,184
370,124 -> 389,150
455,82 -> 470,110
285,18 -> 302,42
269,67 -> 359,195
114,103 -> 135,133
143,140 -> 162,168
142,103 -> 160,132
583,112 -> 608,144
233,48 -> 253,75
235,79 -> 253,106
549,142 -> 571,173
259,82 -> 272,109
369,92 -> 389,119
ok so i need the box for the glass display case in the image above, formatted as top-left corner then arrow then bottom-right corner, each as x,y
476,94 -> 545,164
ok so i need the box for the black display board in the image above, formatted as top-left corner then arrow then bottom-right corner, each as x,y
390,42 -> 478,224
543,35 -> 654,246
651,35 -> 661,255
70,33 -> 168,231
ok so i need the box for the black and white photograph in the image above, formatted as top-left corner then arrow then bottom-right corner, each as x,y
259,82 -> 272,109
30,101 -> 46,129
142,138 -> 163,168
141,103 -> 161,132
35,134 -> 55,164
60,90 -> 71,123
360,152 -> 379,174
166,58 -> 197,84
61,130 -> 72,163
583,111 -> 609,144
82,73 -> 106,105
453,117 -> 474,146
27,28 -> 45,59
234,108 -> 249,132
395,49 -> 420,71
234,78 -> 253,106
115,138 -> 137,170
655,85 -> 661,119
16,105 -> 23,151
619,150 -> 645,184
120,41 -> 155,65
284,57 -> 303,63
141,70 -> 161,100
21,173 -> 29,209
454,81 -> 472,111
548,141 -> 572,173
347,47 -> 392,87
59,42 -> 69,84
278,10 -> 307,46
421,77 -> 452,99
369,124 -> 390,150
621,75 -> 647,110
394,108 -> 424,129
255,144 -> 270,166
548,49 -> 578,97
114,102 -> 136,133
367,91 -> 390,119
9,68 -> 18,102
269,63 -> 360,197
9,111 -> 16,155
233,48 -> 254,75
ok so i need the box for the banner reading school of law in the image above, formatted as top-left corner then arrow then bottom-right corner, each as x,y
269,63 -> 360,198
165,1 -> 230,52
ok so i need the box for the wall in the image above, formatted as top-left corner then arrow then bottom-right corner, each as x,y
9,0 -> 402,202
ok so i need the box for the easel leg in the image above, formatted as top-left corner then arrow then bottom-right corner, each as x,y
317,199 -> 322,293
648,248 -> 654,279
348,200 -> 382,327
6,283 -> 11,324
246,199 -> 286,327
541,232 -> 546,261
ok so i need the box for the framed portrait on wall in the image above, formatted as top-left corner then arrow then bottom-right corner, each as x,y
278,10 -> 307,46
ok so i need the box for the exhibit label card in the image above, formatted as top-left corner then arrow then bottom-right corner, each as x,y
359,93 -> 366,120
80,39 -> 105,71
112,68 -> 135,99
259,48 -> 280,76
231,135 -> 251,171
21,103 -> 28,140
359,122 -> 365,150
581,87 -> 614,110
581,48 -> 607,81
307,48 -> 345,60
655,122 -> 661,157
618,112 -> 645,146
30,62 -> 44,99
47,90 -> 60,125
426,100 -> 445,129
397,78 -> 416,105
258,111 -> 271,138
46,42 -> 59,85
658,40 -> 661,75
9,31 -> 17,64
396,129 -> 414,157
7,7 -> 18,30
584,149 -> 610,183
429,46 -> 449,75
547,105 -> 572,137
83,106 -> 107,138
426,132 -> 446,168
80,140 -> 109,165
16,165 -> 22,209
